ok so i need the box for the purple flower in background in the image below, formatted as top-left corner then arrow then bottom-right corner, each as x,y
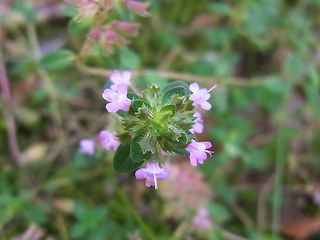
79,139 -> 95,155
190,112 -> 204,134
110,70 -> 132,91
189,83 -> 217,110
99,130 -> 120,151
102,84 -> 131,112
135,162 -> 168,189
186,140 -> 214,167
191,208 -> 212,231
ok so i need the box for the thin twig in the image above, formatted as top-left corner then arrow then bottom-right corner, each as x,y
0,51 -> 21,166
257,175 -> 274,234
228,203 -> 255,229
76,61 -> 262,87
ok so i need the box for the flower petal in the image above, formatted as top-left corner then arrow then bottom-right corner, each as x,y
189,83 -> 199,92
135,169 -> 147,179
201,101 -> 212,110
157,169 -> 169,180
203,142 -> 212,149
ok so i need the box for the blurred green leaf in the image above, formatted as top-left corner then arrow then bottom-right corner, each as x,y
22,204 -> 48,224
68,18 -> 92,33
119,49 -> 140,69
208,202 -> 231,223
61,5 -> 78,18
283,54 -> 306,77
209,2 -> 231,15
144,72 -> 168,88
39,50 -> 75,71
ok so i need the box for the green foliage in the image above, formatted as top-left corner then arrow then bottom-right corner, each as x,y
2,0 -> 320,239
113,142 -> 144,172
71,202 -> 111,240
39,50 -> 76,70
161,81 -> 190,105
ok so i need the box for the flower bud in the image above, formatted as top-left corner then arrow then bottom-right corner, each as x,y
74,1 -> 98,22
139,108 -> 154,119
124,0 -> 150,17
102,26 -> 129,53
88,26 -> 103,41
113,21 -> 140,36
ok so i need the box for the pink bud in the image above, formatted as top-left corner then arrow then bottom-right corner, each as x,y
75,3 -> 98,22
105,26 -> 121,42
88,26 -> 103,41
124,0 -> 150,17
113,21 -> 140,36
103,26 -> 129,53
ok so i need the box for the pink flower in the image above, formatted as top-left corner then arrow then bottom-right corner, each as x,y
189,83 -> 217,110
110,70 -> 132,91
124,0 -> 150,17
135,162 -> 168,189
98,130 -> 120,151
102,84 -> 131,112
186,140 -> 214,167
191,208 -> 212,231
190,112 -> 204,134
79,139 -> 95,155
113,21 -> 140,36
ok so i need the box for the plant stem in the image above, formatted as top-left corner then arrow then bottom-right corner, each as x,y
26,22 -> 69,161
272,130 -> 285,236
114,186 -> 156,240
0,35 -> 21,166
76,61 -> 262,87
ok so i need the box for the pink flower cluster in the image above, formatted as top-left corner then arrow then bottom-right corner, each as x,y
134,82 -> 216,190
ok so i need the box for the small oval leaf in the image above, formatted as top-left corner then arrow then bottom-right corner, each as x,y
162,81 -> 190,105
130,136 -> 151,162
113,142 -> 144,173
39,50 -> 75,70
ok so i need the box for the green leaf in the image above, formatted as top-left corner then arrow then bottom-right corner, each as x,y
68,18 -> 92,33
119,49 -> 140,70
283,54 -> 305,77
166,125 -> 188,145
61,5 -> 78,18
144,72 -> 168,88
208,202 -> 231,223
132,99 -> 151,112
113,142 -> 144,173
22,204 -> 48,224
130,137 -> 151,162
160,104 -> 176,116
209,2 -> 231,15
116,110 -> 127,118
127,92 -> 139,100
162,81 -> 190,105
172,145 -> 190,156
39,50 -> 75,70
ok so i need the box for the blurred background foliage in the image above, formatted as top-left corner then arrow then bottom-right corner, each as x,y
1,0 -> 320,239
